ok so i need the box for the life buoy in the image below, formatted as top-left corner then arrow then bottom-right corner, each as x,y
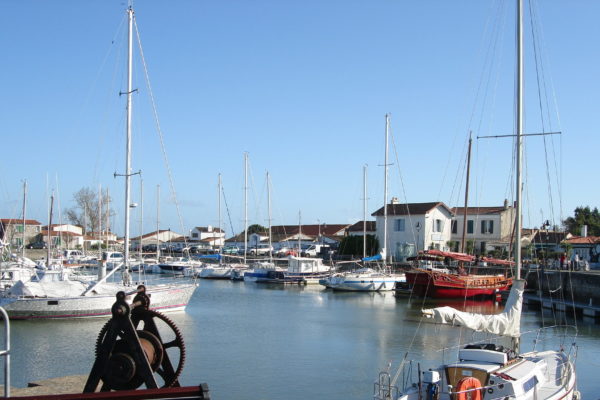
455,376 -> 483,400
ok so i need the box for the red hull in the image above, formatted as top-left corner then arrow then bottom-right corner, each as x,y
405,269 -> 512,299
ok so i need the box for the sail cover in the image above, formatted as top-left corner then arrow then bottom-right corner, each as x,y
422,280 -> 524,337
362,254 -> 382,262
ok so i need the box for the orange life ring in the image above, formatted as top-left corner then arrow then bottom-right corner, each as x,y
455,376 -> 483,400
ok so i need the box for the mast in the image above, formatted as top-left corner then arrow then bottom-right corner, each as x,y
218,173 -> 222,257
21,180 -> 27,258
243,152 -> 248,264
515,0 -> 523,281
382,114 -> 390,262
363,165 -> 367,259
267,172 -> 273,262
156,185 -> 161,259
460,133 -> 473,253
105,188 -> 110,251
139,179 -> 143,261
123,6 -> 134,269
298,211 -> 301,254
46,193 -> 54,266
98,185 -> 102,253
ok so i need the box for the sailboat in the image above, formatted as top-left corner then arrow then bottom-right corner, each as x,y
405,135 -> 514,299
199,174 -> 246,279
0,6 -> 197,319
326,114 -> 405,292
374,1 -> 578,398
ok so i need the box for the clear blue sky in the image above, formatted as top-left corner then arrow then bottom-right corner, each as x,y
0,1 -> 598,238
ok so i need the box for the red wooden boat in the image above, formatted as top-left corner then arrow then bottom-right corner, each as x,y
405,250 -> 513,299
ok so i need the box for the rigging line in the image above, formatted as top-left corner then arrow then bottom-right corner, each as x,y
530,0 -> 564,226
528,0 -> 557,229
389,121 -> 418,248
220,181 -> 237,238
134,20 -> 186,238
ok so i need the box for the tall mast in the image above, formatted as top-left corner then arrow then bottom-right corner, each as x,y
515,0 -> 523,280
156,185 -> 160,259
382,114 -> 390,262
460,133 -> 473,253
21,180 -> 27,258
243,152 -> 248,264
123,6 -> 134,268
98,185 -> 102,252
46,193 -> 54,266
363,165 -> 367,259
298,211 -> 301,254
139,179 -> 143,261
218,174 -> 222,251
105,188 -> 110,251
267,172 -> 273,262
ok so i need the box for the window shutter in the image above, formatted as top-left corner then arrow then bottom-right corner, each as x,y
481,220 -> 485,234
489,220 -> 494,234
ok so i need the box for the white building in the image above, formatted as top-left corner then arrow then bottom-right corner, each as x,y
450,201 -> 516,255
190,226 -> 225,247
372,199 -> 453,261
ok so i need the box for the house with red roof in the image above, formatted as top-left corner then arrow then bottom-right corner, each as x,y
0,218 -> 43,248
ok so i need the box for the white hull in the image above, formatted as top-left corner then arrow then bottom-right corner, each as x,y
0,283 -> 197,320
325,270 -> 405,291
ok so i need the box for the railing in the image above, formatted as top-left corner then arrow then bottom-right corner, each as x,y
0,307 -> 10,398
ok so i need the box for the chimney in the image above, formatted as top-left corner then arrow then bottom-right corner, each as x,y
391,197 -> 400,204
581,225 -> 588,238
503,199 -> 509,209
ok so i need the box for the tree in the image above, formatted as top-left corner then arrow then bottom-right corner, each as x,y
247,224 -> 267,234
563,206 -> 600,236
64,187 -> 115,235
338,235 -> 379,257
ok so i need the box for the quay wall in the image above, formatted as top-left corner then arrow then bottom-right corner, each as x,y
526,270 -> 600,305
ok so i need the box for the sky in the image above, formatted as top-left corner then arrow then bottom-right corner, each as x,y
0,1 -> 598,238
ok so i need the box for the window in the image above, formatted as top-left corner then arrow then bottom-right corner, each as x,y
433,219 -> 444,233
16,225 -> 24,233
394,219 -> 405,232
481,220 -> 494,234
192,232 -> 199,239
451,220 -> 457,234
467,220 -> 474,234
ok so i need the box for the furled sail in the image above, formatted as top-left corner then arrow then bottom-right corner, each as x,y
422,280 -> 524,337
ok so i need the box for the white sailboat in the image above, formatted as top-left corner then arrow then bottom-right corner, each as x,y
326,114 -> 405,292
0,6 -> 197,319
373,1 -> 578,398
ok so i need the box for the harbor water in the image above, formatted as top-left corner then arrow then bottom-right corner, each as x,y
3,277 -> 600,399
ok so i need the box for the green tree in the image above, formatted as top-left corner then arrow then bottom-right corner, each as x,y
563,206 -> 600,236
247,224 -> 267,234
338,235 -> 379,257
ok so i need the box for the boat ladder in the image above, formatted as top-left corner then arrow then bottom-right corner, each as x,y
0,307 -> 9,398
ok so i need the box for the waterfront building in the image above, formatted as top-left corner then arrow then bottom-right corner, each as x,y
0,218 -> 43,248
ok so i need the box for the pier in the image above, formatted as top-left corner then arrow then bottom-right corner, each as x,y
524,268 -> 600,319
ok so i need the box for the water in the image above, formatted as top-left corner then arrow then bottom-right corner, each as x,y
3,278 -> 600,399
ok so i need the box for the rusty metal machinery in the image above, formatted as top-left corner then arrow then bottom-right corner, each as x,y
84,288 -> 186,392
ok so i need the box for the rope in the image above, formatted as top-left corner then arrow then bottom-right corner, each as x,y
134,19 -> 187,243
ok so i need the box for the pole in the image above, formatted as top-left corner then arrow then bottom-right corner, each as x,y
123,6 -> 134,269
21,180 -> 27,258
156,185 -> 160,259
515,0 -> 523,281
244,152 -> 248,264
460,133 -> 472,254
267,172 -> 273,262
363,164 -> 367,259
383,114 -> 390,263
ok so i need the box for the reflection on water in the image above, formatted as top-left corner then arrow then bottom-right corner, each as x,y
0,278 -> 599,399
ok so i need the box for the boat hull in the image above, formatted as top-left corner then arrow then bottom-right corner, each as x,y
405,269 -> 512,298
0,283 -> 197,320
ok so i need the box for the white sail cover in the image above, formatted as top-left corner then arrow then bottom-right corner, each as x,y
423,280 -> 524,338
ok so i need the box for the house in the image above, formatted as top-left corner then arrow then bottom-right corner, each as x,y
130,229 -> 183,248
562,235 -> 600,265
523,229 -> 571,256
225,224 -> 351,249
43,224 -> 83,236
0,218 -> 43,248
346,221 -> 376,237
190,226 -> 225,247
371,199 -> 454,261
39,229 -> 83,249
449,200 -> 516,255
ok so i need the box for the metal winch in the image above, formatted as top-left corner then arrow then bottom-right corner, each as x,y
84,286 -> 186,392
